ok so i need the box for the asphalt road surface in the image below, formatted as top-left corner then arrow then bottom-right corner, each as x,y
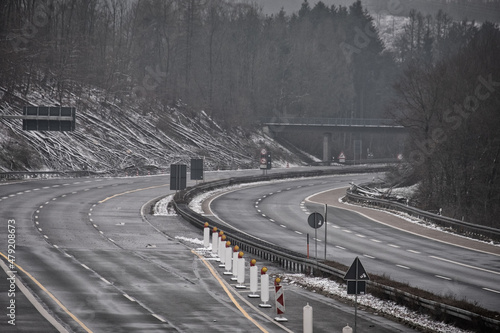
208,173 -> 500,312
0,168 -> 417,333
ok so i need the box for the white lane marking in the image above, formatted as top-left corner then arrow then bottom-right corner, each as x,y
435,275 -> 452,281
429,256 -> 500,276
336,246 -> 346,250
371,239 -> 381,243
280,225 -> 287,228
342,229 -> 352,233
261,214 -> 266,218
295,231 -> 303,235
152,314 -> 166,323
396,264 -> 410,270
123,294 -> 136,302
100,277 -> 111,284
269,219 -> 275,222
483,288 -> 500,294
364,254 -> 376,259
356,234 -> 366,238
388,244 -> 400,248
53,245 -> 59,249
108,238 -> 115,243
81,264 -> 91,270
407,250 -> 421,254
332,225 -> 340,229
43,235 -> 49,239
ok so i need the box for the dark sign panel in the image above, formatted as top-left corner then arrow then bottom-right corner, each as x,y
170,164 -> 187,190
190,159 -> 204,180
22,106 -> 75,131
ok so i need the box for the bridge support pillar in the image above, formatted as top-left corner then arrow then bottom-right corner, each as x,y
263,125 -> 275,138
323,132 -> 332,163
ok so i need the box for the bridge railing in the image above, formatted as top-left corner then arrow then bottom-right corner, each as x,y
260,117 -> 400,127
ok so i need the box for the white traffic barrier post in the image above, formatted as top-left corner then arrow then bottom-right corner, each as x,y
219,235 -> 227,267
303,303 -> 313,333
216,230 -> 224,262
342,324 -> 353,333
231,245 -> 239,281
236,251 -> 246,289
248,259 -> 259,298
203,222 -> 210,248
259,267 -> 271,308
224,241 -> 233,275
211,227 -> 218,255
274,277 -> 288,322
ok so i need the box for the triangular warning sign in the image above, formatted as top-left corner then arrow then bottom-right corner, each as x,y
339,152 -> 345,158
343,257 -> 370,281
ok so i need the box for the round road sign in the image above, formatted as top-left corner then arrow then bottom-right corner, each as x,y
307,212 -> 324,229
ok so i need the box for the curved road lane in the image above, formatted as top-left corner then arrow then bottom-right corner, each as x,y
1,175 -> 281,332
209,173 -> 500,311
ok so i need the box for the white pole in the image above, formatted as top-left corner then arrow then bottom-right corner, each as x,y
303,303 -> 313,333
236,252 -> 246,289
259,268 -> 271,308
249,260 -> 259,298
211,228 -> 218,255
224,243 -> 233,275
218,235 -> 226,267
231,246 -> 239,281
203,223 -> 210,248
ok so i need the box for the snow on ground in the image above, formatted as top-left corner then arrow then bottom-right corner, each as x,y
153,194 -> 177,216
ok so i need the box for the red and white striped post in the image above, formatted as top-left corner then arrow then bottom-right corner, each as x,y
231,245 -> 239,281
259,267 -> 272,308
218,235 -> 227,267
236,251 -> 246,289
274,277 -> 288,322
211,227 -> 218,255
224,241 -> 233,275
203,222 -> 210,248
248,259 -> 259,298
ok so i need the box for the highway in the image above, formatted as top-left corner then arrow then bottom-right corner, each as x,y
0,168 -> 418,333
208,173 -> 500,312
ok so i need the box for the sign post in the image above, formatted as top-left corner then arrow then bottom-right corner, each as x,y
344,257 -> 370,333
307,212 -> 324,266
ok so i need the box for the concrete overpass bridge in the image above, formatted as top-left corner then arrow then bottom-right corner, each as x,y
261,117 -> 408,162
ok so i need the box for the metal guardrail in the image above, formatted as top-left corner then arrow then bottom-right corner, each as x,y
0,170 -> 99,180
345,190 -> 500,242
172,167 -> 500,332
260,117 -> 403,127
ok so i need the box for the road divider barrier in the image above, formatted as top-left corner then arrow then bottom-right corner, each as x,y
274,277 -> 287,322
219,234 -> 227,267
231,246 -> 239,281
259,267 -> 271,308
236,251 -> 246,289
211,227 -> 218,255
249,259 -> 259,298
224,241 -> 233,275
203,222 -> 210,248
